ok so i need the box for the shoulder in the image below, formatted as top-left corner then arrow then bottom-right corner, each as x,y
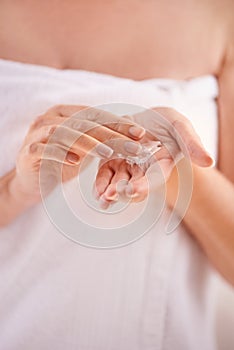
210,0 -> 234,73
223,0 -> 234,59
221,1 -> 234,73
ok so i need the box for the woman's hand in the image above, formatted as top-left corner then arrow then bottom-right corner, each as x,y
94,158 -> 149,209
129,107 -> 214,167
8,104 -> 146,206
94,107 -> 214,208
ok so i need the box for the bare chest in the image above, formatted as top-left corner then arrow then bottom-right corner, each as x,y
0,0 -> 227,79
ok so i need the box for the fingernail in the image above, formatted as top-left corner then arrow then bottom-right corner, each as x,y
207,154 -> 215,167
104,188 -> 118,201
66,152 -> 80,163
95,144 -> 113,158
99,196 -> 110,209
129,126 -> 145,138
124,141 -> 142,154
125,184 -> 139,198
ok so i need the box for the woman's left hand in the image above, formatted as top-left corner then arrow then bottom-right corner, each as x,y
94,107 -> 214,208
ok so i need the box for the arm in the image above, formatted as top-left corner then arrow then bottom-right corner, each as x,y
167,40 -> 234,286
0,169 -> 34,227
167,163 -> 234,285
95,58 -> 234,285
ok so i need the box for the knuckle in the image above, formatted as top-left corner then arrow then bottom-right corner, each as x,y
171,119 -> 182,128
171,118 -> 187,132
66,117 -> 83,130
47,125 -> 57,136
28,142 -> 38,154
87,108 -> 99,121
64,117 -> 75,129
86,108 -> 106,123
79,120 -> 95,133
113,120 -> 123,133
93,108 -> 102,119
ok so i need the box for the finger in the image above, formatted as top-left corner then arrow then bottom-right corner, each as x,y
30,108 -> 144,157
47,104 -> 88,118
125,176 -> 149,202
95,162 -> 115,198
102,161 -> 131,200
28,122 -> 117,159
153,107 -> 214,167
99,196 -> 112,210
172,119 -> 214,167
127,163 -> 145,179
71,107 -> 145,140
63,118 -> 143,156
49,125 -> 114,159
26,142 -> 81,165
26,124 -> 58,144
125,164 -> 148,202
29,104 -> 87,131
29,116 -> 66,131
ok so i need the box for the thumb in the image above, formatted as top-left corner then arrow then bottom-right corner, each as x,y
172,119 -> 214,167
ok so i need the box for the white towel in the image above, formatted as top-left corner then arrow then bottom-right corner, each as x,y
0,58 -> 219,350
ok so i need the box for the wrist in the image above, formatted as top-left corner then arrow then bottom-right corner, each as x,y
166,158 -> 196,210
0,169 -> 36,227
8,170 -> 38,208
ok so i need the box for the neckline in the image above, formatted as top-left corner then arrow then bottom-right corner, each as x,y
0,57 -> 217,85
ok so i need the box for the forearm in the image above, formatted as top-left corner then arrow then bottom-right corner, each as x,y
166,160 -> 234,286
0,169 -> 33,227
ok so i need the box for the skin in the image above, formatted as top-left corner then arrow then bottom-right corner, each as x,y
0,0 -> 234,284
95,107 -> 214,205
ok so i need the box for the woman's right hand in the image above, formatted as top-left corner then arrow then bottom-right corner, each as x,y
8,104 -> 146,206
